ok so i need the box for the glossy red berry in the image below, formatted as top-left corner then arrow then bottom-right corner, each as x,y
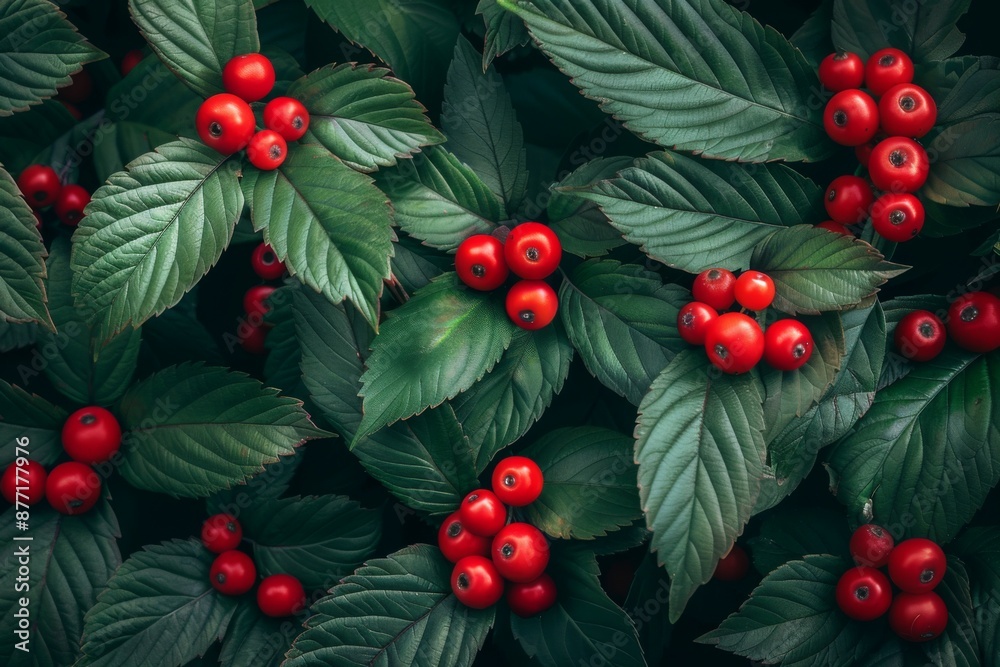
504,222 -> 562,279
888,538 -> 947,593
763,319 -> 814,371
818,52 -> 865,92
45,462 -> 101,515
243,285 -> 276,321
196,93 -> 256,155
54,184 -> 90,226
121,49 -> 143,77
62,406 -> 122,465
251,242 -> 285,280
491,522 -> 550,583
59,68 -> 92,103
455,235 -> 509,291
824,175 -> 873,224
879,83 -> 937,138
201,513 -> 243,554
713,545 -> 750,581
677,302 -> 718,346
816,220 -> 853,236
507,573 -> 558,617
865,48 -> 915,97
704,313 -> 765,374
692,268 -> 737,311
257,574 -> 307,617
1,460 -> 47,506
459,489 -> 507,537
734,271 -> 775,311
452,556 -> 504,609
824,89 -> 879,146
894,310 -> 947,362
868,137 -> 929,193
247,130 -> 287,171
17,165 -> 61,208
438,511 -> 491,563
241,323 -> 269,354
264,97 -> 310,142
946,291 -> 1000,354
836,566 -> 893,621
889,592 -> 948,642
222,53 -> 275,102
505,280 -> 558,330
491,456 -> 544,506
849,524 -> 895,568
871,193 -> 924,242
209,550 -> 256,596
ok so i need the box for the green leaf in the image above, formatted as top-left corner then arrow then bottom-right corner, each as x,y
390,235 -> 448,293
117,363 -> 328,498
243,495 -> 381,590
477,0 -> 530,69
262,284 -> 305,392
953,527 -> 1000,665
921,559 -> 978,667
128,0 -> 259,98
452,324 -> 573,472
244,142 -> 393,328
622,552 -> 673,664
287,63 -> 444,173
294,288 -> 479,514
510,543 -> 644,667
355,273 -> 515,443
548,157 -> 631,258
559,260 -> 687,405
80,539 -> 239,667
751,506 -> 851,574
578,151 -> 824,273
922,115 -> 1000,207
498,0 -> 832,162
698,555 -> 884,665
0,501 -> 120,667
635,350 -> 766,621
934,57 -> 1000,126
750,226 -> 907,315
0,381 -> 66,466
0,164 -> 50,328
522,427 -> 641,539
828,349 -> 1000,543
219,604 -> 294,667
376,146 -> 502,252
0,0 -> 105,115
443,36 -> 527,210
284,544 -> 494,667
71,139 -> 244,342
0,320 -> 37,352
831,0 -> 971,63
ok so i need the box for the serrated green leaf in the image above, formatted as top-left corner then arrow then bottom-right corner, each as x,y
0,0 -> 105,115
751,506 -> 851,574
0,165 -> 50,328
922,115 -> 1000,207
0,320 -> 37,352
921,559 -> 978,667
80,539 -> 239,667
635,350 -> 766,621
244,142 -> 393,328
355,273 -> 515,443
284,544 -> 494,667
934,57 -> 1000,125
499,0 -> 832,162
828,349 -> 1000,543
831,0 -> 971,62
377,146 -> 502,252
71,139 -> 244,342
117,363 -> 328,498
750,226 -> 907,314
287,63 -> 444,173
390,235 -> 448,293
547,157 -> 631,259
0,381 -> 66,466
477,0 -> 530,69
219,603 -> 293,667
522,427 -> 641,539
128,0 -> 259,98
559,260 -> 687,405
578,151 -> 824,273
243,495 -> 381,590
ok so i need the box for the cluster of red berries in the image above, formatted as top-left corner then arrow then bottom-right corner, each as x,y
894,291 -> 1000,362
1,406 -> 121,515
818,48 -> 936,242
438,457 -> 556,616
240,242 -> 287,354
202,513 -> 307,617
455,223 -> 563,331
678,268 -> 814,374
195,53 -> 310,170
16,164 -> 91,228
837,525 -> 949,642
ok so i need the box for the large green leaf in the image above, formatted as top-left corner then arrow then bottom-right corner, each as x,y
80,539 -> 239,667
828,349 -> 1000,543
71,139 -> 244,342
287,63 -> 444,173
0,381 -> 66,466
354,273 -> 515,443
577,151 -> 824,273
376,146 -> 502,252
547,157 -> 631,259
922,115 -> 1000,207
498,0 -> 832,162
522,427 -> 641,539
0,501 -> 120,667
933,57 -> 1000,126
559,260 -> 687,405
510,543 -> 644,667
750,226 -> 907,315
219,604 -> 292,667
477,0 -> 530,69
128,0 -> 259,98
0,165 -> 50,327
244,143 -> 393,328
284,545 -> 494,667
922,559 -> 979,667
831,0 -> 971,62
953,527 -> 1000,665
443,36 -> 527,210
243,495 -> 381,590
116,363 -> 328,498
0,0 -> 105,115
294,288 -> 479,514
635,350 -> 766,621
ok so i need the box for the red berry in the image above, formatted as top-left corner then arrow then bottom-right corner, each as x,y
504,222 -> 562,279
264,97 -> 310,142
505,280 -> 558,330
868,137 -> 929,193
763,319 -> 814,371
451,555 -> 504,609
251,242 -> 286,280
818,52 -> 865,92
879,83 -> 937,138
889,592 -> 948,642
849,524 -> 895,568
59,69 -> 92,104
1,460 -> 47,506
824,175 -> 873,224
438,511 -> 491,563
121,49 -> 143,77
946,291 -> 1000,354
243,285 -> 276,321
241,323 -> 269,354
201,513 -> 243,553
54,184 -> 90,226
836,566 -> 893,621
45,462 -> 101,515
491,456 -> 544,506
824,89 -> 879,146
62,406 -> 122,465
692,268 -> 737,311
459,489 -> 507,537
888,538 -> 947,593
734,271 -> 775,311
491,522 -> 550,583
894,310 -> 947,362
247,130 -> 287,171
222,53 -> 276,102
209,550 -> 256,596
506,572 -> 558,617
17,165 -> 61,209
704,312 -> 765,374
196,93 -> 256,155
677,302 -> 718,346
865,48 -> 914,97
816,220 -> 853,236
455,235 -> 509,291
871,193 -> 924,242
257,573 -> 306,617
713,545 -> 749,581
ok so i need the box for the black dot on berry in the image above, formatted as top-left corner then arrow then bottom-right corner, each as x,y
69,498 -> 83,508
855,585 -> 870,601
519,310 -> 535,323
870,526 -> 884,537
960,305 -> 979,322
268,144 -> 282,160
879,54 -> 895,67
500,543 -> 514,559
707,269 -> 721,280
918,322 -> 935,338
920,632 -> 935,639
447,521 -> 462,538
681,312 -> 695,327
226,521 -> 238,533
456,573 -> 470,589
216,573 -> 227,584
889,209 -> 906,225
715,344 -> 728,359
209,121 -> 223,138
889,150 -> 907,167
899,96 -> 916,112
920,569 -> 935,584
262,251 -> 275,265
292,116 -> 303,130
503,474 -> 516,488
525,247 -> 540,262
792,343 -> 806,359
467,493 -> 479,503
833,110 -> 848,127
833,51 -> 849,61
80,413 -> 97,425
471,264 -> 486,278
827,189 -> 837,201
